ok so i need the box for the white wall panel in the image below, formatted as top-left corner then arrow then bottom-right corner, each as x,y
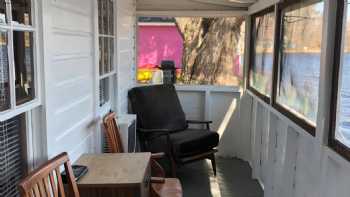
41,0 -> 96,160
51,58 -> 92,83
263,113 -> 278,197
294,136 -> 322,197
177,91 -> 205,121
251,99 -> 262,180
175,85 -> 242,157
210,92 -> 237,131
260,107 -> 270,184
236,93 -> 253,161
51,8 -> 92,33
270,117 -> 288,197
116,0 -> 136,114
321,149 -> 350,197
51,34 -> 92,55
242,91 -> 350,197
279,127 -> 298,197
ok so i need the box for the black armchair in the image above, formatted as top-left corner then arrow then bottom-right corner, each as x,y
128,84 -> 219,176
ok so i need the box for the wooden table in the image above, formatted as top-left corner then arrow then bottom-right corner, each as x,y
74,153 -> 151,197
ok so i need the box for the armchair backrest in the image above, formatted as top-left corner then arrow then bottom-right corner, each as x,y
128,84 -> 187,132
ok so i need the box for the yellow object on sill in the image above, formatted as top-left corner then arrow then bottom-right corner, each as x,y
137,69 -> 153,83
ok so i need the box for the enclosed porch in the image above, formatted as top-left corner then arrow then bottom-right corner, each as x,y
2,0 -> 350,197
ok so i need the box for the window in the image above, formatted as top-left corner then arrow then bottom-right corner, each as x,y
274,0 -> 324,134
0,31 -> 10,111
137,17 -> 246,87
330,1 -> 350,159
14,31 -> 35,105
97,0 -> 114,107
0,113 -> 27,197
99,78 -> 110,107
0,1 -> 5,24
0,0 -> 38,119
248,9 -> 275,100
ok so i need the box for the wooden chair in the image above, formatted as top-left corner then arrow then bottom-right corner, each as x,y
18,152 -> 80,197
103,112 -> 183,197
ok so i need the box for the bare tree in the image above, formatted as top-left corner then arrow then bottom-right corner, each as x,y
175,17 -> 244,85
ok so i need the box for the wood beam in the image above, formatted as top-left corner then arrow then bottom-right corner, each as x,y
136,10 -> 249,17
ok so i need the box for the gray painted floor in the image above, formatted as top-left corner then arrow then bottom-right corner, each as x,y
177,157 -> 263,197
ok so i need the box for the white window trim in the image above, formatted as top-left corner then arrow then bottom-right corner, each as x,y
95,0 -> 116,111
0,0 -> 41,121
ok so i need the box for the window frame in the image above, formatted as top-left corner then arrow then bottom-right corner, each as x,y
96,0 -> 116,109
247,6 -> 276,104
0,0 -> 41,121
329,0 -> 350,160
270,0 -> 325,136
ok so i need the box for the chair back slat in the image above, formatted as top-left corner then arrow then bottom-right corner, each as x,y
33,185 -> 40,197
49,171 -> 59,197
18,152 -> 80,197
64,161 -> 80,196
38,180 -> 46,197
43,177 -> 51,196
103,112 -> 124,153
55,167 -> 66,197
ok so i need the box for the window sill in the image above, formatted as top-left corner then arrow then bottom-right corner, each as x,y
136,83 -> 241,93
329,139 -> 350,163
247,86 -> 270,104
272,102 -> 316,137
98,101 -> 112,116
0,99 -> 41,121
246,90 -> 316,137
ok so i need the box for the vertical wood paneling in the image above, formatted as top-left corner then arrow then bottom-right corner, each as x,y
252,100 -> 263,181
274,127 -> 298,197
321,154 -> 350,197
260,107 -> 270,184
245,91 -> 350,197
238,93 -> 253,161
263,113 -> 278,197
294,136 -> 322,197
177,91 -> 205,122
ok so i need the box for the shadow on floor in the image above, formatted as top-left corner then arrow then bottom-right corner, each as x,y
177,157 -> 263,197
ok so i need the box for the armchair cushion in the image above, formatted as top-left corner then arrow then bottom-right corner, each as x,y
148,129 -> 219,157
128,85 -> 187,132
171,129 -> 219,156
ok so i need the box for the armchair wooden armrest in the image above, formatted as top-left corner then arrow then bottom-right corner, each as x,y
151,177 -> 166,184
152,152 -> 166,159
138,128 -> 172,133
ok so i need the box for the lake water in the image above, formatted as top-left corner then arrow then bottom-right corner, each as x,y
255,53 -> 350,143
337,54 -> 350,145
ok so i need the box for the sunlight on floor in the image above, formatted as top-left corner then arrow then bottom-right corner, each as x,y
207,160 -> 223,197
178,157 -> 263,197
